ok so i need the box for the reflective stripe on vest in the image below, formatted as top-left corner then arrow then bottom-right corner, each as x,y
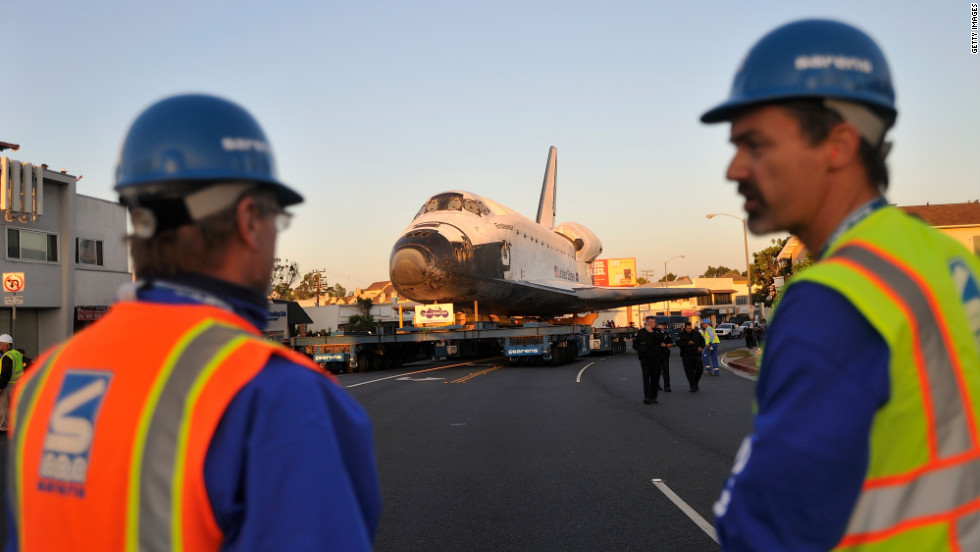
131,321 -> 253,551
9,346 -> 62,532
817,242 -> 980,548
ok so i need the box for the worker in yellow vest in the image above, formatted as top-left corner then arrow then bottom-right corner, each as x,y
702,19 -> 980,551
0,333 -> 24,431
700,321 -> 721,375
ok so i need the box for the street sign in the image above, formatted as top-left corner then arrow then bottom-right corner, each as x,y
3,272 -> 25,293
4,295 -> 24,305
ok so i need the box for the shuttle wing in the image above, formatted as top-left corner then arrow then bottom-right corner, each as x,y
486,277 -> 709,315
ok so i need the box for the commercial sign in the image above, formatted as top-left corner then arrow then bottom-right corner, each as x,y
266,302 -> 288,334
591,258 -> 637,287
506,345 -> 543,356
76,306 -> 108,321
414,303 -> 454,326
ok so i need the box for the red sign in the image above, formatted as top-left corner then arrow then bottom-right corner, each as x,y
591,259 -> 609,286
591,258 -> 636,287
3,272 -> 25,293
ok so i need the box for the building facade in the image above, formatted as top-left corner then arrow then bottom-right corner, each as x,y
2,156 -> 131,359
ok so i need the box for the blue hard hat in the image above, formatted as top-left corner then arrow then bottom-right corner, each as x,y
115,94 -> 302,207
701,19 -> 896,126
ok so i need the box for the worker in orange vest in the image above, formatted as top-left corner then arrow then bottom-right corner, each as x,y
7,94 -> 381,551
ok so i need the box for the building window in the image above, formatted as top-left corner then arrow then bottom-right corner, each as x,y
697,295 -> 714,306
713,293 -> 733,304
76,238 -> 104,266
7,228 -> 58,262
735,295 -> 748,305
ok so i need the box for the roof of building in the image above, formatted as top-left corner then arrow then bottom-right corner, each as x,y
899,202 -> 980,227
364,281 -> 394,293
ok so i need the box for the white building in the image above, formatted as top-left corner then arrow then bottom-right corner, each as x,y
2,154 -> 131,359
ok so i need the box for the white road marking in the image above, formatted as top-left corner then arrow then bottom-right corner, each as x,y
575,362 -> 595,383
345,360 -> 477,388
650,478 -> 719,544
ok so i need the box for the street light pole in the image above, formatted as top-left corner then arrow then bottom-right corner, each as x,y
706,213 -> 752,318
662,255 -> 685,316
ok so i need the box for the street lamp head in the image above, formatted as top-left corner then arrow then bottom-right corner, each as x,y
706,214 -> 716,220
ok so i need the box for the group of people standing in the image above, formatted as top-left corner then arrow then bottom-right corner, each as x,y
634,316 -> 721,400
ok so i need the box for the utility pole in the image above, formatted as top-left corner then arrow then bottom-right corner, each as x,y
640,269 -> 656,283
311,268 -> 327,306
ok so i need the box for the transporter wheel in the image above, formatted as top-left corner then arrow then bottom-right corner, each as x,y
355,352 -> 369,373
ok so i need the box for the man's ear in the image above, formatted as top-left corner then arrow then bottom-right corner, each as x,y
235,195 -> 263,249
825,122 -> 862,170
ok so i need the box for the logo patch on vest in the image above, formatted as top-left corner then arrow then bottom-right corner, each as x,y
38,370 -> 112,498
950,258 -> 980,350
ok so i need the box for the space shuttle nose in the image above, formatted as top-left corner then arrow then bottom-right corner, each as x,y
390,248 -> 429,286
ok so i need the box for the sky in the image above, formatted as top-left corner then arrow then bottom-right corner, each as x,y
5,1 -> 979,291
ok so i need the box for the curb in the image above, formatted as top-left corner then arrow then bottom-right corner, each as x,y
722,349 -> 758,376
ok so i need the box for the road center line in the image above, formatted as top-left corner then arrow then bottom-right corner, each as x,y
450,366 -> 500,383
575,362 -> 595,383
650,479 -> 719,544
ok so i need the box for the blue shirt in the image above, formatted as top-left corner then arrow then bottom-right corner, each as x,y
6,275 -> 381,551
714,282 -> 890,551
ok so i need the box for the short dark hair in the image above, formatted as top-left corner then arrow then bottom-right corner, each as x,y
777,99 -> 890,190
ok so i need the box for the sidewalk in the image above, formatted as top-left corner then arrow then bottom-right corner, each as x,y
722,347 -> 760,376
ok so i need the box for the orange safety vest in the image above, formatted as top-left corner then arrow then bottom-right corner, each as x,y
9,301 -> 327,551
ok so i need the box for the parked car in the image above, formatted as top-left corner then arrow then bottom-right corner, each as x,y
715,322 -> 739,339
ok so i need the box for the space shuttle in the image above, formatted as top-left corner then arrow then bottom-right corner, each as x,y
389,147 -> 708,316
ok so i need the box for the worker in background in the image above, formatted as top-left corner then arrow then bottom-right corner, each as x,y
700,321 -> 720,376
6,94 -> 381,551
702,19 -> 980,551
0,334 -> 24,431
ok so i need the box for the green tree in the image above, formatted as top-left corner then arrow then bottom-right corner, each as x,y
658,273 -> 678,283
271,258 -> 300,299
749,238 -> 794,306
292,271 -> 320,300
329,283 -> 347,298
346,297 -> 376,332
700,265 -> 746,278
636,277 -> 649,285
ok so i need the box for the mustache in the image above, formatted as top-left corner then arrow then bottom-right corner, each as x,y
736,180 -> 755,195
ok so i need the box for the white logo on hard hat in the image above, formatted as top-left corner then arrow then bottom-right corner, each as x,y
221,137 -> 270,153
794,55 -> 873,74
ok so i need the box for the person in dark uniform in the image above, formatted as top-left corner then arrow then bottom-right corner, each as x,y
632,316 -> 661,404
676,322 -> 705,391
655,322 -> 674,392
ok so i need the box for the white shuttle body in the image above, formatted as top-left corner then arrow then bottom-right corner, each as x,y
389,147 -> 708,316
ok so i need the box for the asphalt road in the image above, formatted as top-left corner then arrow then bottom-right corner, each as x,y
344,339 -> 754,552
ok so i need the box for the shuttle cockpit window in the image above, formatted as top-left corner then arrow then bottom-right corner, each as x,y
414,193 -> 488,219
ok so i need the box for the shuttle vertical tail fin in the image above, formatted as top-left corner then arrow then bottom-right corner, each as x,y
536,146 -> 557,229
